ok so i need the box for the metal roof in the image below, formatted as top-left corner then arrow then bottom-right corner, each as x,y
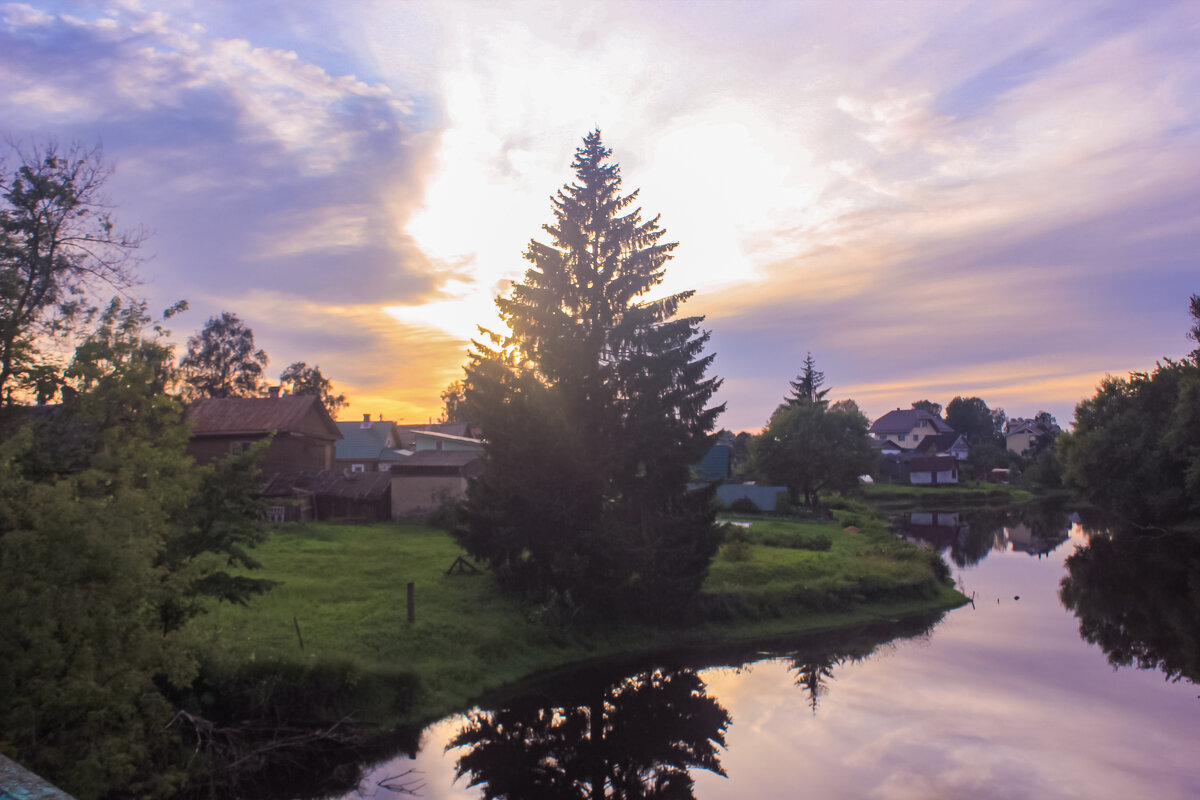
185,396 -> 341,440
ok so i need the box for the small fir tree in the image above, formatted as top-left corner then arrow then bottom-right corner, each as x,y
460,131 -> 724,618
788,352 -> 829,405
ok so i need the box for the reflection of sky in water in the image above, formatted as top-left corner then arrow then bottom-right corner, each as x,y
343,523 -> 1200,799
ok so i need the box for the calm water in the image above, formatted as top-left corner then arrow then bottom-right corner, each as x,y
334,508 -> 1200,800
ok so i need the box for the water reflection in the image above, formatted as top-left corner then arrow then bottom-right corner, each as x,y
1061,527 -> 1200,688
895,503 -> 1072,567
447,668 -> 729,799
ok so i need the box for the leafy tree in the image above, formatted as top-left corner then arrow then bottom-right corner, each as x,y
945,396 -> 1000,445
1059,297 -> 1200,523
439,378 -> 467,423
459,131 -> 723,618
0,141 -> 141,404
830,398 -> 865,419
179,311 -> 269,399
911,399 -> 942,417
750,400 -> 875,510
1188,293 -> 1200,363
788,352 -> 829,405
279,361 -> 347,417
0,299 -> 272,797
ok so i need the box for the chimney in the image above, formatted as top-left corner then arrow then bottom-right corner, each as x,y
361,413 -> 371,429
267,386 -> 280,399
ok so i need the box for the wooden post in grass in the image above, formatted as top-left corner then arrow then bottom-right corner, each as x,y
293,616 -> 305,651
407,582 -> 415,624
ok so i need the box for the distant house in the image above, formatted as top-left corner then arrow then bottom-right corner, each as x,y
411,429 -> 485,454
869,409 -> 957,449
335,414 -> 407,473
185,395 -> 341,472
908,455 -> 959,485
1005,418 -> 1060,455
911,431 -> 969,461
394,422 -> 479,450
390,450 -> 483,517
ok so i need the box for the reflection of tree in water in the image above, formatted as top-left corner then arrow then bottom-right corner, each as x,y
448,669 -> 730,799
793,658 -> 836,714
1060,529 -> 1200,688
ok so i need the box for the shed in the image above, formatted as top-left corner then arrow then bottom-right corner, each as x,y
390,450 -> 483,517
908,455 -> 959,486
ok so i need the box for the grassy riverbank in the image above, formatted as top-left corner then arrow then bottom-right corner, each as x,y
862,480 -> 1034,509
183,513 -> 963,726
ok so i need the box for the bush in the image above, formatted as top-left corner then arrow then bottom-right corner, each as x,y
729,497 -> 760,514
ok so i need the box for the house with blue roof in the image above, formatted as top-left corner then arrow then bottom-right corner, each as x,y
335,414 -> 408,473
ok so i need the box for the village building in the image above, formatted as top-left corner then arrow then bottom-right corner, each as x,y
184,394 -> 341,472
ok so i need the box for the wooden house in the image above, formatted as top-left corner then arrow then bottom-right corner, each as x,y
185,395 -> 341,472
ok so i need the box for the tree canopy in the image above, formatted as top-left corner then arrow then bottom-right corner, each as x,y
0,299 -> 272,797
751,399 -> 874,509
945,396 -> 1001,445
1058,295 -> 1200,524
279,361 -> 347,417
458,131 -> 723,618
179,311 -> 269,399
0,142 -> 141,404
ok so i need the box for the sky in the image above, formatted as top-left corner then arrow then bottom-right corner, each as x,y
2,0 -> 1198,432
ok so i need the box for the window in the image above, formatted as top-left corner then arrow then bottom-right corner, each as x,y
230,440 -> 254,455
898,434 -> 906,442
351,463 -> 366,473
268,506 -> 286,523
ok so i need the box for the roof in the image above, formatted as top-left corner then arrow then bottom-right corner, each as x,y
260,468 -> 392,499
869,409 -> 955,435
185,396 -> 341,441
909,456 -> 958,472
395,422 -> 473,445
912,432 -> 967,455
389,449 -> 483,476
335,419 -> 405,461
693,444 -> 731,482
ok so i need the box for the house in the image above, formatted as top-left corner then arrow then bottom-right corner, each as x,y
390,450 -> 483,517
411,429 -> 485,453
1005,418 -> 1060,455
911,431 -> 969,461
185,395 -> 341,472
869,409 -> 957,448
908,455 -> 959,485
335,414 -> 407,472
394,422 -> 478,450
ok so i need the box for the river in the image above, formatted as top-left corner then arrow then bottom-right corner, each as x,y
331,505 -> 1200,800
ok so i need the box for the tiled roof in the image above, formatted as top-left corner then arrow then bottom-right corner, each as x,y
185,396 -> 341,440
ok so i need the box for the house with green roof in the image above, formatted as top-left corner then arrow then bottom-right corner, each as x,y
335,414 -> 408,473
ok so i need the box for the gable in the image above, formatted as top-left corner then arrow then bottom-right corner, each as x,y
186,396 -> 341,441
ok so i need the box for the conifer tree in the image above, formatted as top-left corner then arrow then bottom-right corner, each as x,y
788,352 -> 829,405
460,131 -> 723,618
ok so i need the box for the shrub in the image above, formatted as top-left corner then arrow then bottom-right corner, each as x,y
729,497 -> 760,514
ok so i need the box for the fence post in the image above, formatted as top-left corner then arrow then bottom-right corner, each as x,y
407,581 -> 415,624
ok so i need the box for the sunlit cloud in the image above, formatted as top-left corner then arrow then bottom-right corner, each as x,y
2,0 -> 1198,427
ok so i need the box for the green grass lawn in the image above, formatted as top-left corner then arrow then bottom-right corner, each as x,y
185,516 -> 964,725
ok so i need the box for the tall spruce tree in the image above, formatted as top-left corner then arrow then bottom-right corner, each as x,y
460,131 -> 724,618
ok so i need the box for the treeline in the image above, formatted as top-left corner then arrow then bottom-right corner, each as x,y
1058,295 -> 1200,525
0,142 -> 358,796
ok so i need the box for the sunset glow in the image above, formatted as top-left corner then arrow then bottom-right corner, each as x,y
3,0 -> 1197,430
